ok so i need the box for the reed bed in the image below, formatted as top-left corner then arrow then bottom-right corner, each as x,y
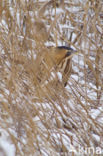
0,0 -> 103,155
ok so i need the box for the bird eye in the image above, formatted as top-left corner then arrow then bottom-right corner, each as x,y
65,51 -> 71,57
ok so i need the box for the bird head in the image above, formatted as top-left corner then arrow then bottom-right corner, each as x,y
53,46 -> 76,64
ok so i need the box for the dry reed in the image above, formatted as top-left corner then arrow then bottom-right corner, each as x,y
0,0 -> 103,155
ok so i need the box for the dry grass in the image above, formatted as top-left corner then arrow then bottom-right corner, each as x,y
0,0 -> 103,155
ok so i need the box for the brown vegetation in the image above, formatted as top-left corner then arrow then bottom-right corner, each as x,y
0,0 -> 103,155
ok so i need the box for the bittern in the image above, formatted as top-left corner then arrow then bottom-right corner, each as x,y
51,46 -> 76,86
36,46 -> 76,87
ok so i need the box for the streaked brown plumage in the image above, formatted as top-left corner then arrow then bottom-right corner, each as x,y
36,46 -> 76,87
54,46 -> 75,86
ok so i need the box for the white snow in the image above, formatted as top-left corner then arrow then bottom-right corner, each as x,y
0,130 -> 15,156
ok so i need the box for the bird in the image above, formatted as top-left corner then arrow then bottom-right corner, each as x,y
55,46 -> 76,86
36,45 -> 76,87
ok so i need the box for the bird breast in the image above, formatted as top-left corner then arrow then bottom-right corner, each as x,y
58,57 -> 70,73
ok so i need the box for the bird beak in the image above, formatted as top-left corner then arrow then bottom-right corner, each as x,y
66,49 -> 77,57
